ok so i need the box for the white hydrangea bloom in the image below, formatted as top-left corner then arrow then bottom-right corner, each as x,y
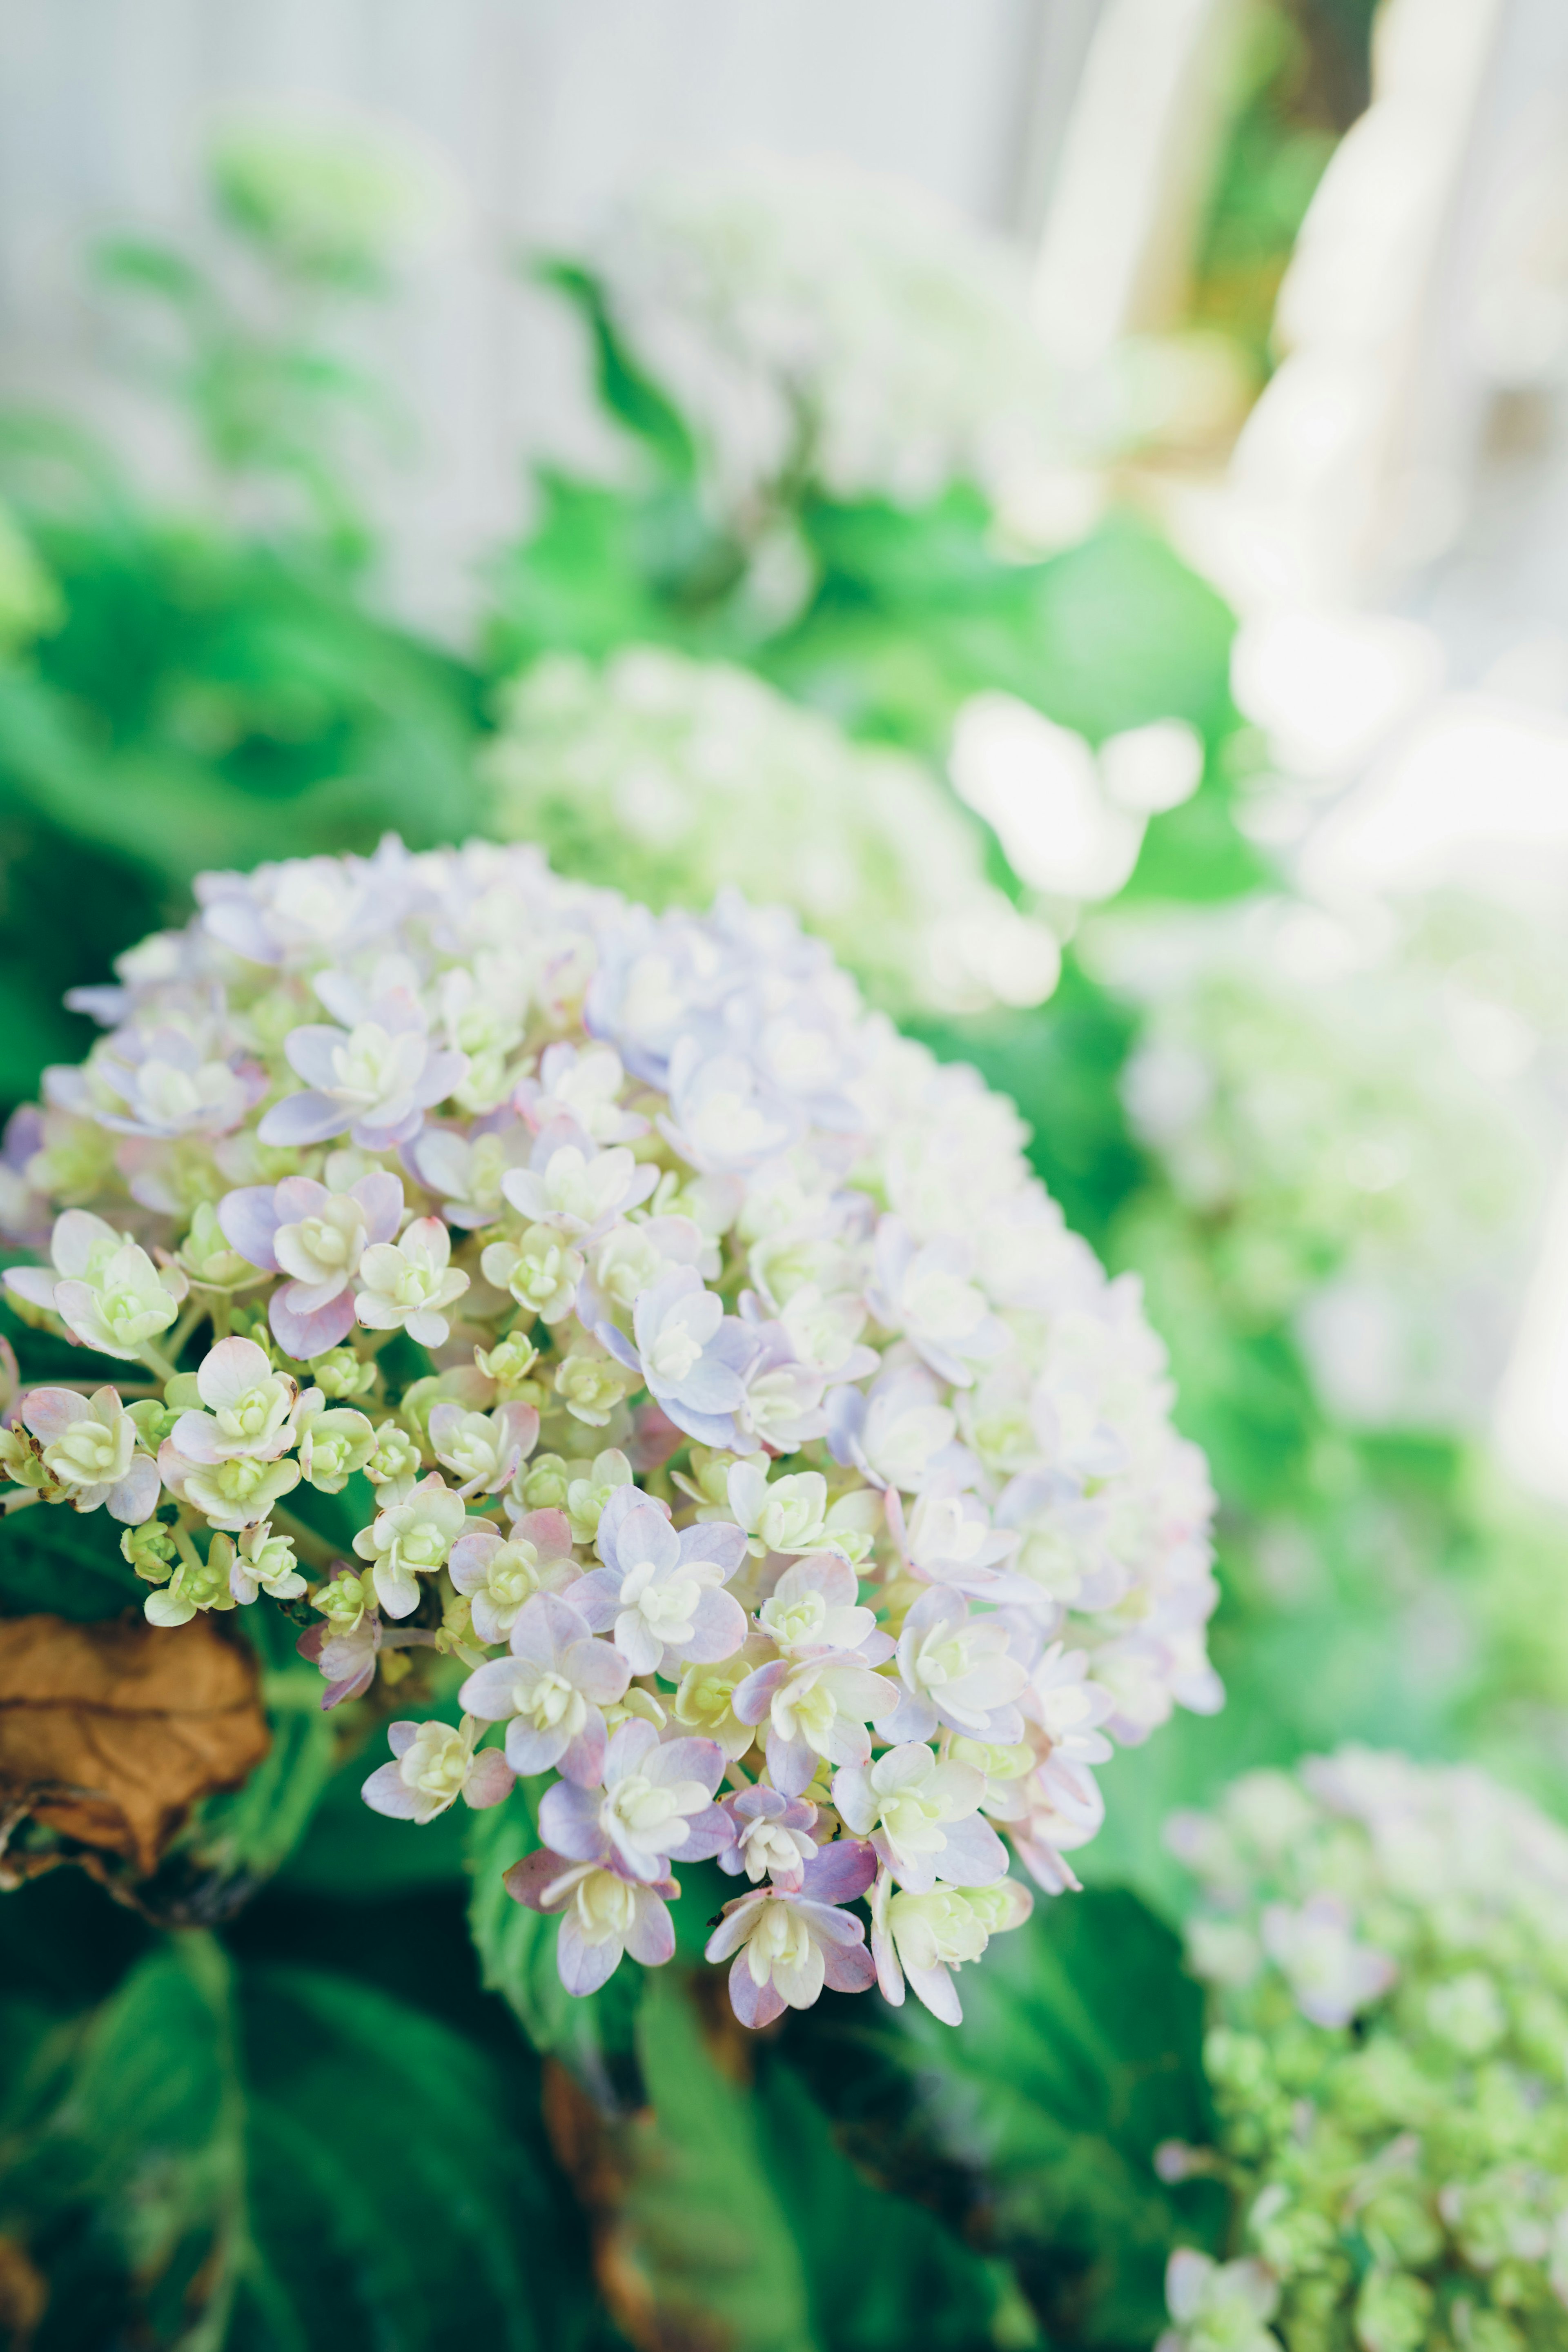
486,646 -> 1059,1016
583,156 -> 1076,526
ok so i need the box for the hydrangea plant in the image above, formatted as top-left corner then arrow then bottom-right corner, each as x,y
0,839 -> 1217,2025
1163,1750 -> 1568,2352
578,155 -> 1072,530
485,645 -> 1061,1015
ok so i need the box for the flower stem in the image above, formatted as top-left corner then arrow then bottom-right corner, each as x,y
138,1344 -> 179,1385
270,1506 -> 340,1573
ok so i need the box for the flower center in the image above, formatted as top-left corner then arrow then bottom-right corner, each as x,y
522,1670 -> 584,1733
575,1870 -> 637,1942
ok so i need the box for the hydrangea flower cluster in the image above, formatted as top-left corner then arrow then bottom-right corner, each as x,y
485,646 -> 1061,1016
1162,1750 -> 1568,2352
582,156 -> 1075,530
1091,900 -> 1537,1427
0,839 -> 1217,2025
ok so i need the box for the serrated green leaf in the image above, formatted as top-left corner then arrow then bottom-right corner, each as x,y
888,1889 -> 1226,2349
0,1932 -> 599,2350
608,1969 -> 1036,2352
465,1780 -> 644,2099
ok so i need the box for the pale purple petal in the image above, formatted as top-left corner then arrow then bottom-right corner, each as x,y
505,1719 -> 570,1776
933,1816 -> 1010,1888
354,1169 -> 406,1243
668,1800 -> 731,1862
821,1939 -> 877,1996
557,1914 -> 623,1997
705,1891 -> 767,1962
271,1285 -> 356,1359
565,1638 -> 631,1705
538,1778 -> 606,1862
559,1715 -> 609,1788
258,1090 -> 350,1147
800,1840 -> 878,1906
646,1735 -> 724,1797
625,1891 -> 676,1968
732,1657 -> 790,1726
728,1951 -> 785,2029
563,1568 -> 619,1632
283,1026 -> 349,1088
216,1186 -> 282,1272
458,1658 -> 523,1720
675,1585 -> 748,1664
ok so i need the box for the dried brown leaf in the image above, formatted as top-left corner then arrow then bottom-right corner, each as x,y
0,1611 -> 270,1878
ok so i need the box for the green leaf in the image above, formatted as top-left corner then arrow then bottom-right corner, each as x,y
0,1933 -> 599,2350
465,1780 -> 644,2100
538,261 -> 699,483
611,1970 -> 1036,2352
0,1493 -> 145,1621
881,1889 -> 1226,2348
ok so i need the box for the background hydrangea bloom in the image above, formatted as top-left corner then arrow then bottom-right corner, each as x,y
1164,1748 -> 1568,2351
485,645 -> 1060,1016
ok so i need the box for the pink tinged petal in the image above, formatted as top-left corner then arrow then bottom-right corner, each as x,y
538,1778 -> 606,1862
463,1748 -> 517,1809
559,1715 -> 609,1788
821,1940 -> 878,1997
216,1186 -> 282,1272
459,1657 -> 525,1719
556,1913 -> 624,1998
728,1951 -> 786,2030
906,1961 -> 963,2026
387,1721 -> 421,1757
674,1586 -> 748,1664
512,1506 -> 572,1555
20,1388 -> 91,1442
563,1569 -> 620,1633
198,1338 -> 275,1412
932,1815 -> 1010,1889
106,1453 -> 160,1525
565,1639 -> 631,1706
800,1839 -> 878,1906
271,1286 -> 356,1359
258,1091 -> 351,1147
625,1889 -> 676,1968
361,1761 -> 421,1819
169,1411 -> 225,1465
503,1847 -> 584,1912
504,1719 -> 570,1777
